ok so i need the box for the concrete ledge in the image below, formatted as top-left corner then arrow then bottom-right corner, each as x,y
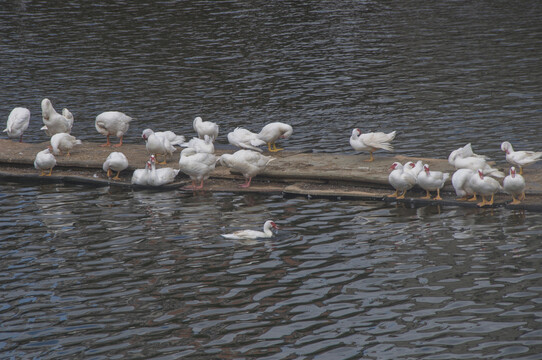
1,139 -> 542,211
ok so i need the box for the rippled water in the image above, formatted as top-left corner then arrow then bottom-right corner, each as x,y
2,1 -> 542,159
1,1 -> 542,358
1,183 -> 541,358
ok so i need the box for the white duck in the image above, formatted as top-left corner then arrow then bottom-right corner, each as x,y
403,160 -> 423,181
102,152 -> 129,180
500,141 -> 542,175
257,122 -> 293,152
417,164 -> 450,200
193,116 -> 219,141
183,135 -> 215,154
468,169 -> 502,207
62,108 -> 74,130
50,133 -> 82,156
448,148 -> 504,178
349,128 -> 396,162
227,127 -> 266,152
388,162 -> 417,199
142,128 -> 176,164
219,150 -> 275,188
155,130 -> 186,146
448,143 -> 488,166
131,161 -> 152,185
221,220 -> 279,240
34,148 -> 56,176
178,147 -> 217,190
95,111 -> 133,147
148,155 -> 179,186
41,98 -> 72,136
503,167 -> 526,205
451,168 -> 477,201
4,107 -> 30,142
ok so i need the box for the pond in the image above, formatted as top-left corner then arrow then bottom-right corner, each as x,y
1,1 -> 541,358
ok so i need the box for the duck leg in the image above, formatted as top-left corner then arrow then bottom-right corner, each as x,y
107,168 -> 112,178
268,142 -> 283,152
158,154 -> 167,165
364,151 -> 375,162
434,189 -> 443,201
100,134 -> 111,147
387,190 -> 398,198
467,193 -> 477,202
113,135 -> 124,148
239,177 -> 252,188
477,195 -> 488,207
112,171 -> 121,180
189,179 -> 205,191
47,168 -> 53,176
183,180 -> 197,190
510,195 -> 521,205
487,193 -> 495,206
421,190 -> 432,199
396,190 -> 407,199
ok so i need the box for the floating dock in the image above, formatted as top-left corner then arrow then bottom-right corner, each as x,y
1,139 -> 542,211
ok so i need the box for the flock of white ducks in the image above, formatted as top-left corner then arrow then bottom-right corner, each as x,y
5,100 -> 292,196
5,100 -> 542,209
385,142 -> 538,207
136,120 -> 290,189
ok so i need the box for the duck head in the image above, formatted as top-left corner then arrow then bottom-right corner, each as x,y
423,164 -> 430,173
510,167 -> 516,178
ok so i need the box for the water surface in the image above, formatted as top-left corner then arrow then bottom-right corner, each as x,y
1,1 -> 542,358
1,183 -> 541,358
1,1 -> 541,159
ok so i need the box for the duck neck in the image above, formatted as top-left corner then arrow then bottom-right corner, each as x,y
263,224 -> 273,236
